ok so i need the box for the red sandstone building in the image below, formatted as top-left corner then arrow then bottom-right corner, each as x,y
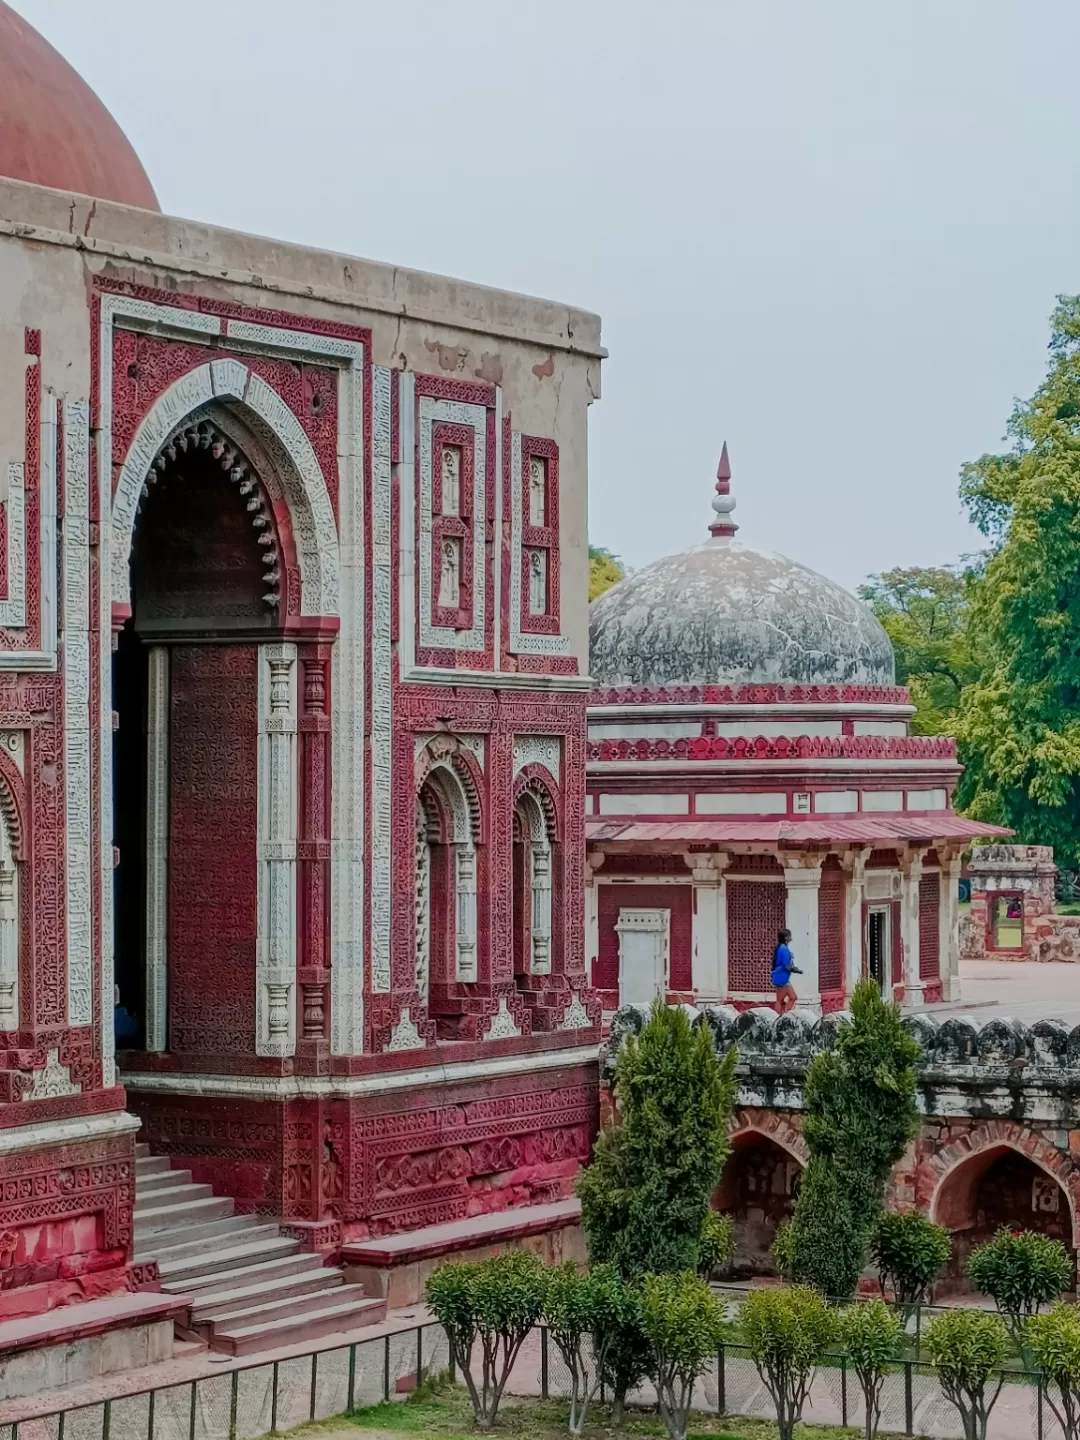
0,2 -> 600,1381
585,450 -> 1005,1013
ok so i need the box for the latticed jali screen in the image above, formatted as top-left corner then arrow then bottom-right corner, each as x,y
817,868 -> 845,992
727,880 -> 786,991
919,871 -> 941,979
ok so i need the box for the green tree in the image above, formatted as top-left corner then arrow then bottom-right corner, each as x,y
784,979 -> 920,1297
858,566 -> 982,733
839,1299 -> 905,1440
955,294 -> 1080,859
589,545 -> 625,601
638,1272 -> 729,1440
925,1308 -> 1008,1440
425,1252 -> 546,1430
697,1209 -> 734,1277
742,1286 -> 838,1440
1027,1304 -> 1080,1440
968,1226 -> 1074,1343
543,1263 -> 630,1435
870,1211 -> 952,1318
576,998 -> 738,1278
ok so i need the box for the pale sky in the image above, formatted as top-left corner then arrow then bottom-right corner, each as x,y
15,0 -> 1080,590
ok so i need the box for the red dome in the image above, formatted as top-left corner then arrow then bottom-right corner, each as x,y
0,2 -> 159,210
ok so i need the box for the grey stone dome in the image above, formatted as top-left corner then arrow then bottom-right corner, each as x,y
589,539 -> 896,688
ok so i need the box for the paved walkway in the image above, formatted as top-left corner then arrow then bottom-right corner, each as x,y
938,957 -> 1080,1025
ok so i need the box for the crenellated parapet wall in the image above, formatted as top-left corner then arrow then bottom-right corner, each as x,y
608,1002 -> 1080,1115
605,1001 -> 1080,1285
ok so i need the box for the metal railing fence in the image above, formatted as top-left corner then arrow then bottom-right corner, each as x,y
0,1318 -> 1063,1440
0,1324 -> 449,1440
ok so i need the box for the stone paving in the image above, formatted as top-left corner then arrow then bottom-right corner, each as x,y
936,957 -> 1080,1026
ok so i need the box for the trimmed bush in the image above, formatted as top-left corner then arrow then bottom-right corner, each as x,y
542,1263 -> 629,1435
968,1226 -> 1073,1340
785,980 -> 920,1297
742,1285 -> 838,1440
871,1211 -> 951,1315
638,1271 -> 729,1440
839,1298 -> 905,1440
425,1251 -> 546,1430
925,1308 -> 1008,1440
1027,1304 -> 1080,1439
577,998 -> 738,1278
697,1210 -> 734,1276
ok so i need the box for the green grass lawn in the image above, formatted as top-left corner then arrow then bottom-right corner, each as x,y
276,1385 -> 913,1440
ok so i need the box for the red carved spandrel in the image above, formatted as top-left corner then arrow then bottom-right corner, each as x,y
168,646 -> 259,1056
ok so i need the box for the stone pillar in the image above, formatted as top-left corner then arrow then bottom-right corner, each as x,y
783,855 -> 823,1011
0,854 -> 17,1032
939,845 -> 964,1002
530,839 -> 553,974
455,844 -> 478,982
257,643 -> 298,1057
585,851 -> 604,986
684,851 -> 728,1000
298,646 -> 332,1053
900,846 -> 927,1007
144,645 -> 169,1052
840,846 -> 871,1002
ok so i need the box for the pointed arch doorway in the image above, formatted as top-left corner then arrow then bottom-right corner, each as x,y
112,416 -> 295,1061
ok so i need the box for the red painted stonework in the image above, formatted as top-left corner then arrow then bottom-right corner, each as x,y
167,646 -> 259,1057
133,1064 -> 598,1238
595,883 -> 692,998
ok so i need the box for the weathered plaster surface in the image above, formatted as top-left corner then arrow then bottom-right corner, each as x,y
589,541 -> 895,687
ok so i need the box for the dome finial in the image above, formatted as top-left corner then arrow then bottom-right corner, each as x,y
709,441 -> 738,540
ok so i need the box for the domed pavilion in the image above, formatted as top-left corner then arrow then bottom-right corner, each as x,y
585,446 -> 1006,1014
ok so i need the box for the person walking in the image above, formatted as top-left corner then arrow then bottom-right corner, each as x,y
771,928 -> 802,1014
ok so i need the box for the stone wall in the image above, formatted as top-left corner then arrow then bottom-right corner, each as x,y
962,843 -> 1061,962
607,1003 -> 1080,1289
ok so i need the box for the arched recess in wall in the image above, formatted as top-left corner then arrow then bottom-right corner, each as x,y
110,362 -> 340,624
108,366 -> 340,1061
415,740 -> 485,1007
0,748 -> 25,1034
931,1138 -> 1079,1251
512,768 -> 561,984
715,1123 -> 807,1277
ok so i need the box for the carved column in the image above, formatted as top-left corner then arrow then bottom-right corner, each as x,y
530,839 -> 552,974
684,851 -> 728,1000
257,643 -> 298,1057
585,850 -> 604,986
938,844 -> 964,1002
900,846 -> 927,1007
0,854 -> 17,1031
840,846 -> 871,1002
298,646 -> 331,1054
455,844 -> 478,982
783,854 -> 823,1011
144,646 -> 169,1051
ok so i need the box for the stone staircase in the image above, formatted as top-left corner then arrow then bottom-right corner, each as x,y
133,1143 -> 385,1355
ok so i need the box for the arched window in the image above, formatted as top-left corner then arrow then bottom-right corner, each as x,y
513,790 -> 552,976
415,754 -> 479,1001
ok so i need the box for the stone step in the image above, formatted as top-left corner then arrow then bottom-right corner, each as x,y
134,1220 -> 279,1266
135,1154 -> 171,1177
135,1141 -> 151,1159
195,1276 -> 345,1334
158,1239 -> 307,1290
136,1167 -> 193,1194
190,1265 -> 342,1321
134,1180 -> 214,1212
212,1290 -> 386,1356
135,1195 -> 235,1235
